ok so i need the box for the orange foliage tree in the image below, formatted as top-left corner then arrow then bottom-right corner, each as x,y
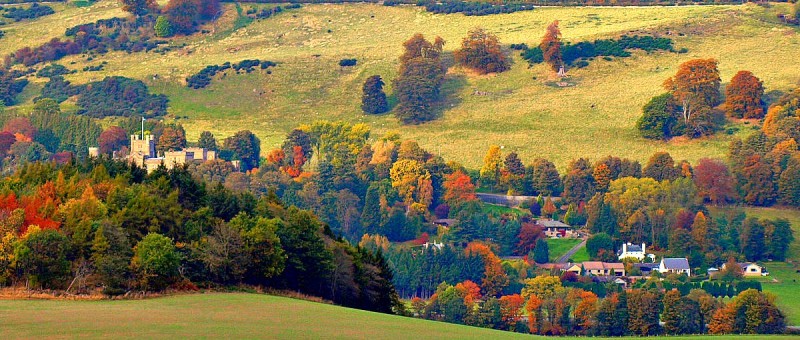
540,20 -> 562,72
465,241 -> 508,296
526,293 -> 543,333
663,58 -> 721,123
454,280 -> 482,306
443,170 -> 477,206
454,27 -> 509,74
725,70 -> 765,119
499,294 -> 525,331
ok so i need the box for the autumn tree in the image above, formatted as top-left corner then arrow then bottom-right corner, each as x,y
98,126 -> 129,155
725,71 -> 765,119
361,75 -> 389,115
157,124 -> 186,154
454,27 -> 509,74
693,158 -> 735,204
562,158 -> 595,203
120,0 -> 159,16
626,289 -> 662,336
709,289 -> 785,334
540,20 -> 562,72
663,58 -> 721,124
662,289 -> 703,335
643,151 -> 679,181
499,294 -> 525,330
394,34 -> 447,124
443,170 -> 478,207
465,242 -> 508,297
573,290 -> 598,334
164,0 -> 201,35
480,145 -> 503,190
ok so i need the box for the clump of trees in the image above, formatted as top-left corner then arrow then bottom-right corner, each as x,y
638,58 -> 725,139
383,0 -> 534,16
2,3 -> 54,21
455,27 -> 509,74
520,34 -> 675,69
393,33 -> 447,124
361,75 -> 388,114
186,60 -> 276,89
76,76 -> 168,118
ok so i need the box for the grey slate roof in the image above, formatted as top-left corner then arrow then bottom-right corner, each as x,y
662,258 -> 690,270
538,220 -> 571,228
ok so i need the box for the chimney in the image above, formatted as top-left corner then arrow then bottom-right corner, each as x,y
623,243 -> 627,253
642,243 -> 646,254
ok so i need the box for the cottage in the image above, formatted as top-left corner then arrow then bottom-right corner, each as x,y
539,219 -> 576,238
582,261 -> 625,277
659,258 -> 691,276
617,242 -> 648,262
722,262 -> 768,277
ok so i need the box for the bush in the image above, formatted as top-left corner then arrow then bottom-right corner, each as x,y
36,64 -> 71,78
339,58 -> 357,67
519,35 -> 675,68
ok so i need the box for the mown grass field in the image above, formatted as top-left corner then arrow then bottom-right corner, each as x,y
0,293 -> 794,339
3,1 -> 800,169
546,237 -> 582,261
749,262 -> 800,326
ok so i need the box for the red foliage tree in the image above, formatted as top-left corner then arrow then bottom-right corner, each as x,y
725,70 -> 764,119
540,20 -> 562,72
98,126 -> 129,155
3,117 -> 36,139
465,241 -> 509,297
693,158 -> 735,204
443,170 -> 477,206
517,222 -> 544,255
455,280 -> 482,306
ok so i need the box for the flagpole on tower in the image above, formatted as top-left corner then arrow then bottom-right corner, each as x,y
141,117 -> 145,139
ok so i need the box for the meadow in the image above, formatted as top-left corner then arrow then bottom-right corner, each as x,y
3,1 -> 800,169
0,292 -> 793,339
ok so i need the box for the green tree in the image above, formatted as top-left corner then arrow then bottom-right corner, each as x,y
741,217 -> 766,261
779,157 -> 800,207
563,158 -> 595,203
154,15 -> 173,38
91,223 -> 132,296
224,130 -> 261,172
197,131 -> 217,151
13,228 -> 70,289
393,34 -> 446,125
361,75 -> 389,115
766,218 -> 794,261
526,158 -> 562,196
627,289 -> 662,336
586,232 -> 614,260
637,93 -> 679,139
131,233 -> 181,291
242,217 -> 286,282
533,238 -> 549,263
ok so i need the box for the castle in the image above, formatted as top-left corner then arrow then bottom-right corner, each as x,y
127,134 -> 217,173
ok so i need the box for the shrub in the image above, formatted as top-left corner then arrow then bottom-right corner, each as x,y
2,3 -> 54,22
339,58 -> 357,67
36,64 -> 71,78
76,76 -> 168,118
361,75 -> 388,114
186,60 -> 276,89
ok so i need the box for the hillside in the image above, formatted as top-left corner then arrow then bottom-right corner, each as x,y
0,293 -> 787,339
2,1 -> 799,169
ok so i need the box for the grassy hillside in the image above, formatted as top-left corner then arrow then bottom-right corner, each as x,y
0,293 -> 790,339
3,2 -> 800,169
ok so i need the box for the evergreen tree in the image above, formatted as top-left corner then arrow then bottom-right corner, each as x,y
533,238 -> 549,263
154,15 -> 173,38
741,217 -> 766,261
361,75 -> 389,115
197,131 -> 217,151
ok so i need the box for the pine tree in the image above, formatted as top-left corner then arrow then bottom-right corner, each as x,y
361,75 -> 389,115
197,131 -> 217,151
154,15 -> 173,38
533,238 -> 549,263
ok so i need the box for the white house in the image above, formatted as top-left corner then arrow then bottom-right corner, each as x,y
659,258 -> 691,276
722,262 -> 768,277
618,242 -> 647,261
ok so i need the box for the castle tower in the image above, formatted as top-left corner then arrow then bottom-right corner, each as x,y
130,134 -> 155,158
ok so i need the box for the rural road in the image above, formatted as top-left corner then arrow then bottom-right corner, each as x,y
556,238 -> 587,264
